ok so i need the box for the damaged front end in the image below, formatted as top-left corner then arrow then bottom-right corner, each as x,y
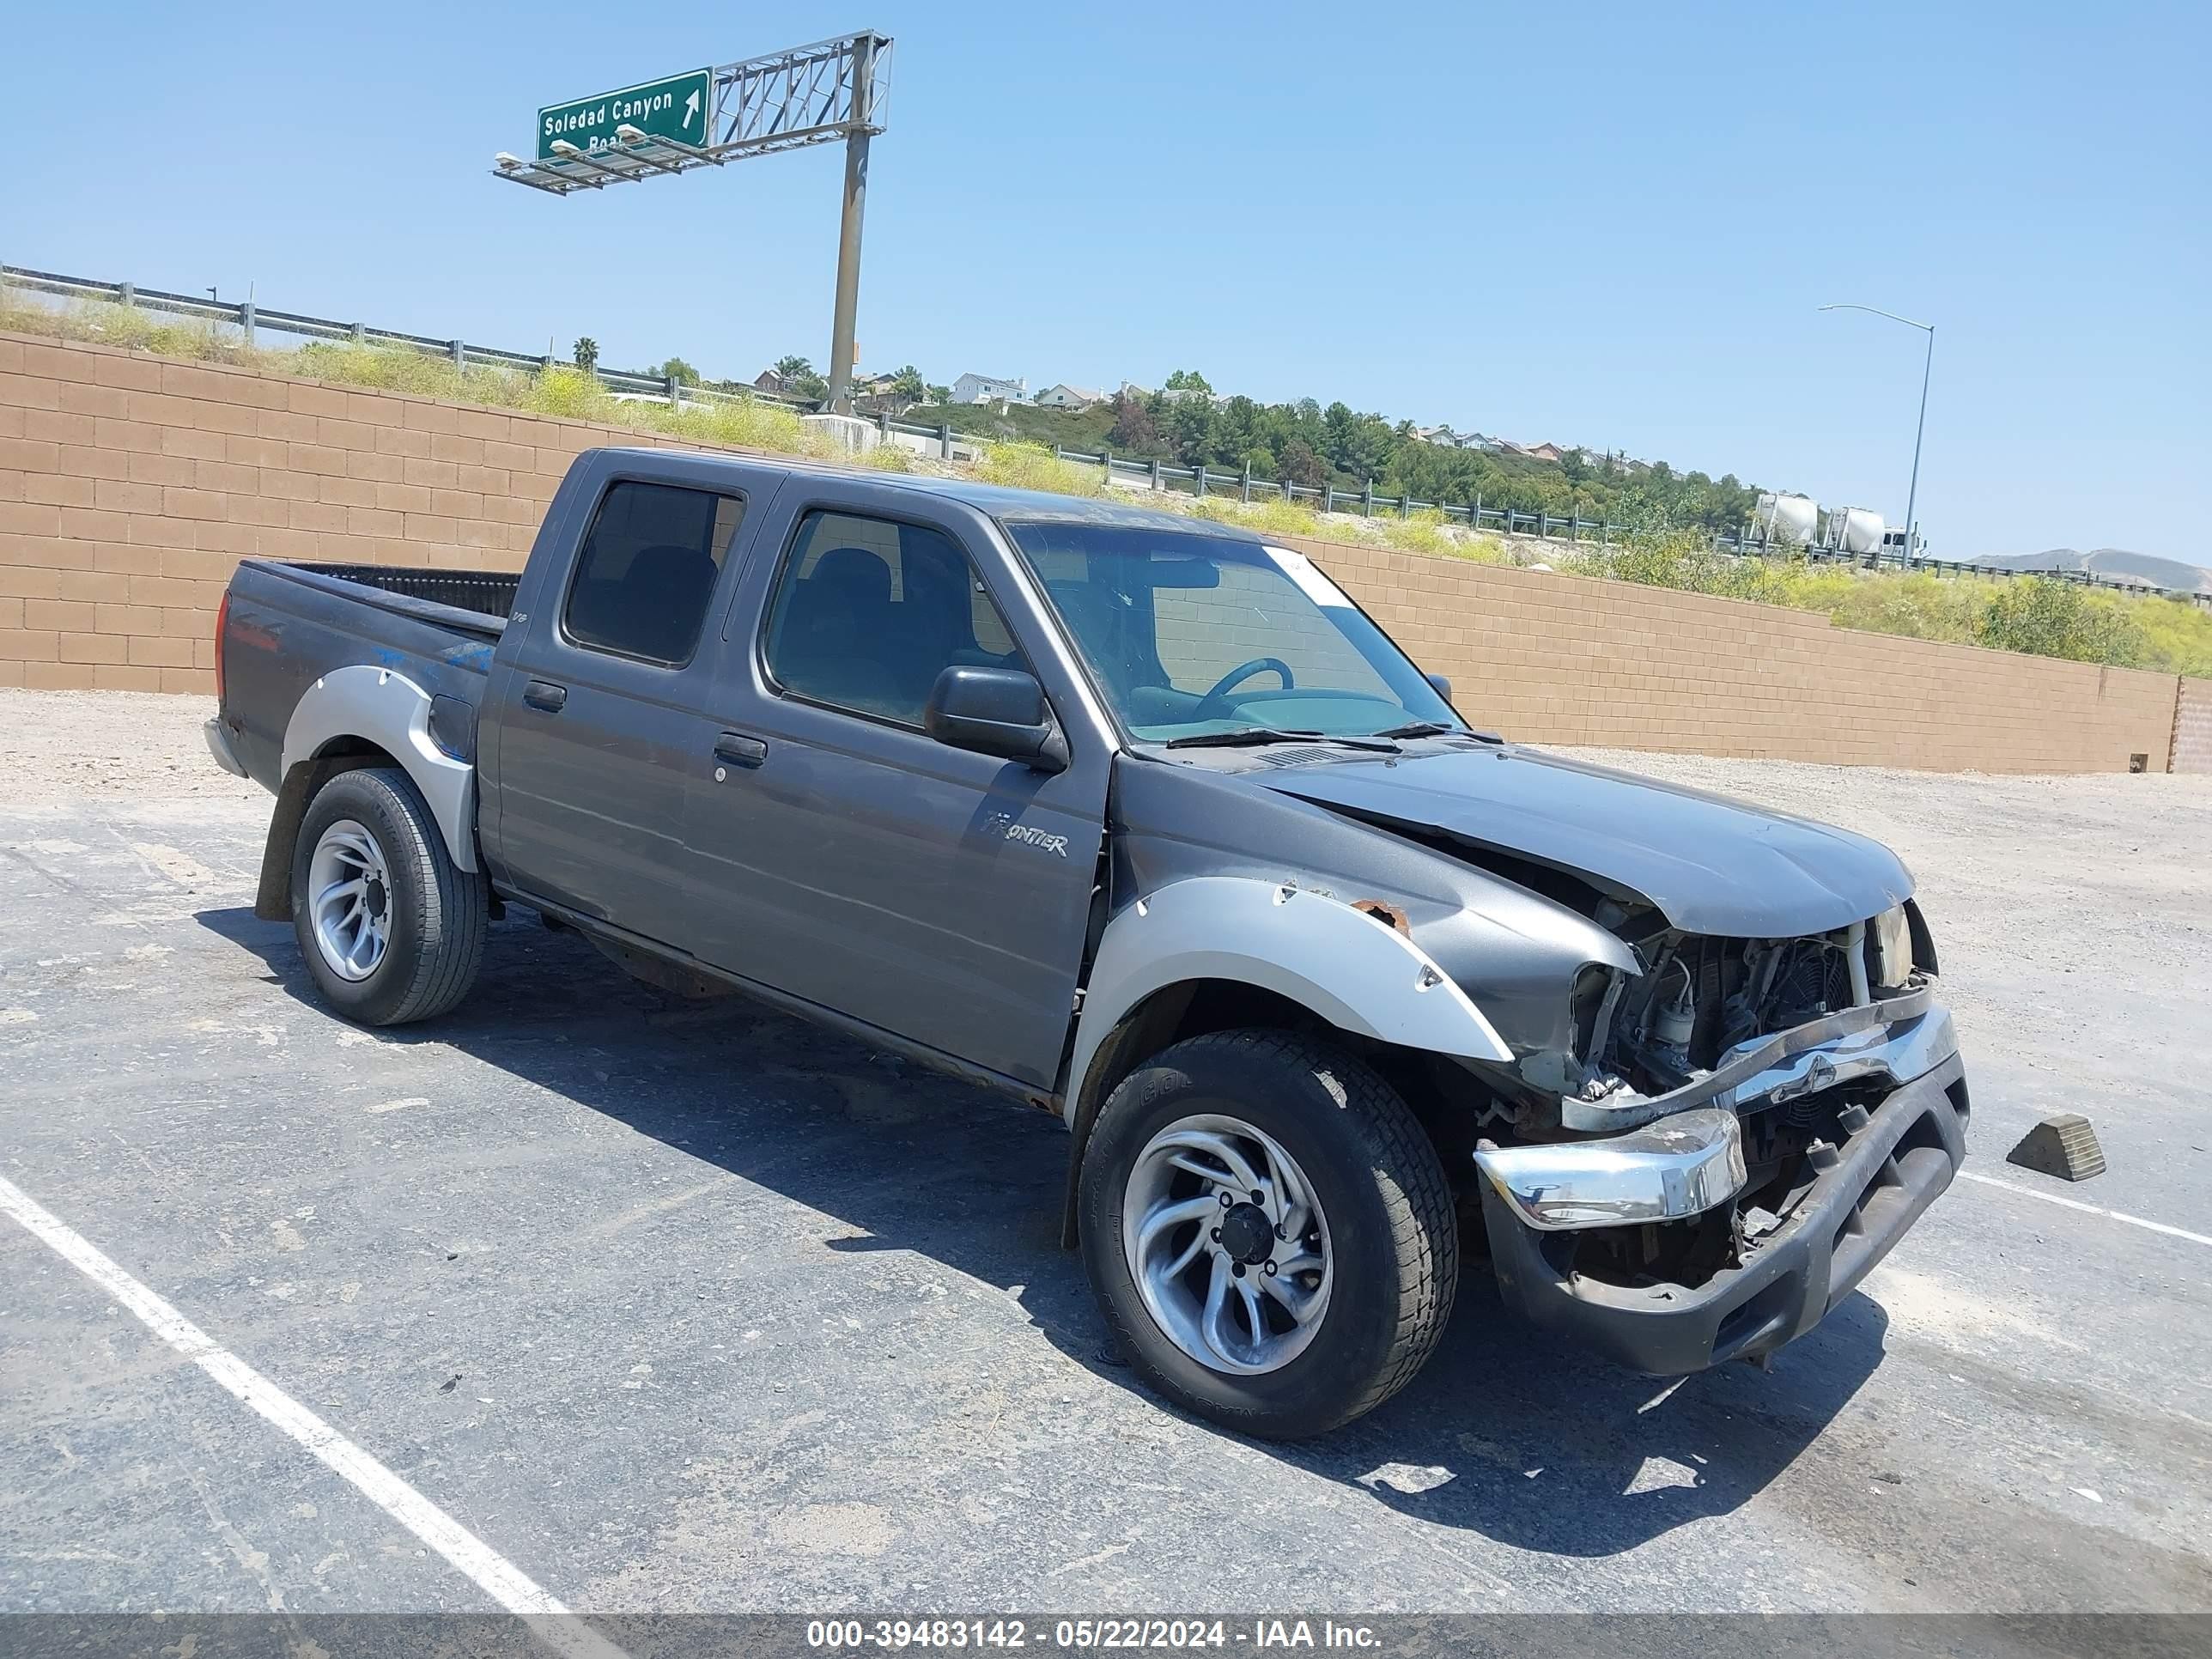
1469,899 -> 1969,1374
1133,744 -> 1972,1373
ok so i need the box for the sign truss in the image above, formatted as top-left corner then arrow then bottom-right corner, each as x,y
495,32 -> 892,196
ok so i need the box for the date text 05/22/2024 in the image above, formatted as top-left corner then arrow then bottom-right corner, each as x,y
805,1619 -> 1383,1650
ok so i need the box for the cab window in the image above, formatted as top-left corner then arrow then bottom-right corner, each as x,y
762,509 -> 1026,726
563,481 -> 745,665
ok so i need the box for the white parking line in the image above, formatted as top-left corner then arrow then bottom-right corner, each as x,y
1960,1169 -> 2212,1249
0,1172 -> 629,1659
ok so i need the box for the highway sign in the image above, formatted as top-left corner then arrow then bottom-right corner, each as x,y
537,70 -> 712,160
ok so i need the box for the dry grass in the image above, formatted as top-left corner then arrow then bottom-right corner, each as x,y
5,284 -> 2204,675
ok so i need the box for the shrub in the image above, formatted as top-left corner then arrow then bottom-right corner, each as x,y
1974,576 -> 2151,667
7,284 -> 2209,678
975,441 -> 1103,497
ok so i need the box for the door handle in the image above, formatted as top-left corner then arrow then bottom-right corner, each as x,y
522,679 -> 568,713
714,732 -> 769,769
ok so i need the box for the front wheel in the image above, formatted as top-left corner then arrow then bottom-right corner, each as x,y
290,766 -> 487,1025
1078,1030 -> 1458,1438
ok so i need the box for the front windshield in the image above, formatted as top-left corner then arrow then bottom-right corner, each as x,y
1006,522 -> 1462,743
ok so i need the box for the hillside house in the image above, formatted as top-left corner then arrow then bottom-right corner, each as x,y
952,373 -> 1027,404
1036,384 -> 1106,410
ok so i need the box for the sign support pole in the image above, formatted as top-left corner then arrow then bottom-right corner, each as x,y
826,34 -> 877,415
498,33 -> 891,417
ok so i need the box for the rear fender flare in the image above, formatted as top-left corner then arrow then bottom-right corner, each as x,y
1062,875 -> 1512,1133
281,665 -> 477,874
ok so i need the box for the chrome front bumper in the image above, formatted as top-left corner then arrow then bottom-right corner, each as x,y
1470,991 -> 1969,1372
1479,1054 -> 1970,1373
1560,981 -> 1954,1133
1475,1109 -> 1747,1231
1478,990 -> 1960,1234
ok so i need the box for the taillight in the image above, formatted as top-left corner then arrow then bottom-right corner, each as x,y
214,590 -> 230,705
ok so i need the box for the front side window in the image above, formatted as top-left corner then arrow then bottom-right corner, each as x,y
563,481 -> 745,665
762,509 -> 1025,726
1007,523 -> 1459,742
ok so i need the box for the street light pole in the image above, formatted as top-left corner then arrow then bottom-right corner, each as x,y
1902,324 -> 1933,562
1820,303 -> 1934,559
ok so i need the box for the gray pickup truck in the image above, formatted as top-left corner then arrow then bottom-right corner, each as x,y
207,447 -> 1968,1437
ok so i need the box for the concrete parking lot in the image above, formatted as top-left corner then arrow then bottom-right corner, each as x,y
3,688 -> 2209,1621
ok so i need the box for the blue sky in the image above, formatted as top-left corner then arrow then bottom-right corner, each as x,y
5,1 -> 2205,558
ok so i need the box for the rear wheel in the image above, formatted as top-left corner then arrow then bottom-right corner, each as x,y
1079,1029 -> 1457,1438
290,767 -> 486,1025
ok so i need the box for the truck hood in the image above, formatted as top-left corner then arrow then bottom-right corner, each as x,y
1252,744 -> 1911,937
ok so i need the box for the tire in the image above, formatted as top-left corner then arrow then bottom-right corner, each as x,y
1078,1029 -> 1457,1439
290,766 -> 487,1026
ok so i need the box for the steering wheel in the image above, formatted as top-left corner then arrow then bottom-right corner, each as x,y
1194,657 -> 1295,717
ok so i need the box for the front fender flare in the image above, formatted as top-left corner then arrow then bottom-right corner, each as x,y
281,664 -> 477,874
1062,875 -> 1511,1130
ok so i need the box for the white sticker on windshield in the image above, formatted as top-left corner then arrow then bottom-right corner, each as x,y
1264,546 -> 1354,610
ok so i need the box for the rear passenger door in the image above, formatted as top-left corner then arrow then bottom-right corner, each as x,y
486,469 -> 757,945
683,491 -> 1109,1091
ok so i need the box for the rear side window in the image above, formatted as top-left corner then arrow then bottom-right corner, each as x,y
762,509 -> 1025,726
563,481 -> 745,665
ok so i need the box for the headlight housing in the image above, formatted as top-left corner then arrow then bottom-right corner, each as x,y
1870,904 -> 1914,992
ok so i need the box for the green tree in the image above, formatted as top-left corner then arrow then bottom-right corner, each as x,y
571,337 -> 599,372
1164,368 -> 1213,395
1321,403 -> 1361,473
1164,392 -> 1218,463
657,356 -> 701,386
1319,405 -> 1395,484
1278,438 -> 1328,491
1212,396 -> 1263,467
772,354 -> 828,402
890,363 -> 927,404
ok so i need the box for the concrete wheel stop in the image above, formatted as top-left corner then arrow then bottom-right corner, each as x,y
2005,1113 -> 2106,1182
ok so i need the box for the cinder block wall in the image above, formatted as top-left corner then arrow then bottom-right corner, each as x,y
0,333 -> 697,694
0,331 -> 2187,773
1272,534 -> 2183,774
2173,678 -> 2212,775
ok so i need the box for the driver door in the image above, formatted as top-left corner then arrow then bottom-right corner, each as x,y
681,490 -> 1108,1091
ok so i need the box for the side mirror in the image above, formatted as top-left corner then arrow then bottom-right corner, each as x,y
925,665 -> 1068,772
1425,672 -> 1453,700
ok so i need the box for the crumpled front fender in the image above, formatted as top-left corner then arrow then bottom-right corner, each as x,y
1063,875 -> 1512,1128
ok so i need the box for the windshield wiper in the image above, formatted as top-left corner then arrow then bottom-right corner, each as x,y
1162,726 -> 1401,753
1371,720 -> 1504,743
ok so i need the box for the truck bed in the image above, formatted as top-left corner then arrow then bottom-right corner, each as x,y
215,558 -> 514,795
271,562 -> 520,632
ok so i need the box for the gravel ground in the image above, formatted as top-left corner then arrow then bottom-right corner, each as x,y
0,690 -> 267,805
3,687 -> 2209,1629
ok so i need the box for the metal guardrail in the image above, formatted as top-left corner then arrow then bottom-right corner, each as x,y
1040,448 -> 2209,606
7,262 -> 2203,607
1053,446 -> 1642,545
0,264 -> 811,413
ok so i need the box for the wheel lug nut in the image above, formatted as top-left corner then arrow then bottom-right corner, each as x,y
1218,1192 -> 1233,1207
1231,1261 -> 1245,1278
1264,1261 -> 1278,1276
1210,1227 -> 1222,1242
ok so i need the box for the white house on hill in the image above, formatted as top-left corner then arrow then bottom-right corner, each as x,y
951,373 -> 1027,404
1035,384 -> 1106,410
